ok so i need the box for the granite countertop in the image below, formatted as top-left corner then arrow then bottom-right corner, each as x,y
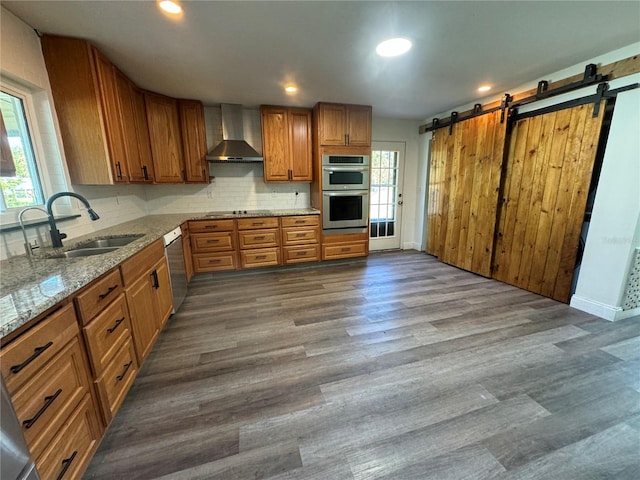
0,209 -> 319,338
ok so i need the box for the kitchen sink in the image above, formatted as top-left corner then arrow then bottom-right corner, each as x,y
75,234 -> 144,249
49,246 -> 121,258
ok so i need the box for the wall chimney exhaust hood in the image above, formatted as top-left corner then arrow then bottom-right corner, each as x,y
206,104 -> 263,162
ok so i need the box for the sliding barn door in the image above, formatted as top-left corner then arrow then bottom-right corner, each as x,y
493,102 -> 605,302
426,111 -> 507,277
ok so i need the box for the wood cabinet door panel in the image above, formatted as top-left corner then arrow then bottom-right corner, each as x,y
35,394 -> 101,480
282,227 -> 320,245
193,252 -> 237,272
318,104 -> 347,145
83,294 -> 132,377
94,338 -> 138,422
75,269 -> 123,325
145,92 -> 185,183
283,245 -> 321,264
289,108 -> 313,180
346,105 -> 372,146
191,232 -> 235,252
240,248 -> 281,268
281,215 -> 319,227
237,217 -> 279,230
189,219 -> 235,233
0,303 -> 79,395
261,106 -> 290,181
153,259 -> 173,328
120,240 -> 164,286
125,273 -> 159,364
13,337 -> 91,460
238,229 -> 280,249
179,99 -> 208,183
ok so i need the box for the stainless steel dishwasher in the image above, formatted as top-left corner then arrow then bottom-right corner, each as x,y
163,226 -> 187,313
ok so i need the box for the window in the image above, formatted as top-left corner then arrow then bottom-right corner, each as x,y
0,88 -> 45,211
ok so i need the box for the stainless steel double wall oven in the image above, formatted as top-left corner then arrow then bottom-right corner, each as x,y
322,154 -> 370,231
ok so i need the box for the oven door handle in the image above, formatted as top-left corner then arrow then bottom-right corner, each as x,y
323,190 -> 369,196
323,166 -> 369,173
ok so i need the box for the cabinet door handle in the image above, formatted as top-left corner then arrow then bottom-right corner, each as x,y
116,361 -> 133,381
106,317 -> 125,334
116,162 -> 123,180
344,133 -> 348,145
142,165 -> 149,180
150,270 -> 159,289
288,169 -> 292,180
56,451 -> 78,480
99,285 -> 118,300
10,341 -> 53,374
23,388 -> 62,429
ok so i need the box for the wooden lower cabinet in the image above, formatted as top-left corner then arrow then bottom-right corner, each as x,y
238,218 -> 281,269
281,215 -> 320,264
190,219 -> 238,272
94,338 -> 138,423
240,247 -> 281,268
35,394 -> 102,480
322,231 -> 368,260
283,244 -> 321,264
193,251 -> 238,272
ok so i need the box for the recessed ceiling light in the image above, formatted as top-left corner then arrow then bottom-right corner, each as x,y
284,85 -> 298,94
478,85 -> 492,92
376,37 -> 412,57
158,0 -> 182,15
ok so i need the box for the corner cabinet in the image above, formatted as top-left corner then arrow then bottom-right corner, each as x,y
42,35 -> 128,184
315,103 -> 372,147
179,100 -> 209,183
261,106 -> 313,182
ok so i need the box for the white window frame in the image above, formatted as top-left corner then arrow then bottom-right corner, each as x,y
0,80 -> 59,224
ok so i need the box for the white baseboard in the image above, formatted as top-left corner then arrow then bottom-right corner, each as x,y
570,295 -> 623,321
614,307 -> 640,321
403,242 -> 420,251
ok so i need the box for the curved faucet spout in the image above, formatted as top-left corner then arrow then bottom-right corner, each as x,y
45,191 -> 100,248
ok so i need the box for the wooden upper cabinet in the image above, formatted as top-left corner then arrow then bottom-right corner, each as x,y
316,103 -> 371,147
178,99 -> 208,183
144,92 -> 185,183
261,106 -> 312,182
42,35 -> 126,184
114,70 -> 154,183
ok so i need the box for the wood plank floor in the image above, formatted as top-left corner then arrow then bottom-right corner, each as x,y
84,251 -> 640,479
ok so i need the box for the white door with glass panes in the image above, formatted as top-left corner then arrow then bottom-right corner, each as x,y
369,142 -> 405,250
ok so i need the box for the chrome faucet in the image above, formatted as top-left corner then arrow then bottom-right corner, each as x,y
18,206 -> 49,258
45,192 -> 100,248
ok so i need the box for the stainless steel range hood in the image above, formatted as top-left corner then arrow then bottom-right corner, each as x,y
206,104 -> 263,162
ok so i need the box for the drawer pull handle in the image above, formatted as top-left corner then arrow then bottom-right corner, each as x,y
206,239 -> 220,243
341,247 -> 351,252
209,259 -> 221,264
57,451 -> 77,480
10,341 -> 53,374
295,220 -> 305,224
23,388 -> 62,429
296,251 -> 307,256
98,285 -> 118,300
252,222 -> 264,226
107,317 -> 125,334
254,236 -> 265,240
116,361 -> 133,382
205,225 -> 219,229
255,255 -> 267,260
295,233 -> 306,238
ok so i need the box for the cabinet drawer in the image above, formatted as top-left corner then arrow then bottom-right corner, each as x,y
189,219 -> 235,233
1,303 -> 78,395
95,338 -> 138,423
192,252 -> 237,272
191,232 -> 235,252
240,248 -> 281,268
282,226 -> 320,245
281,215 -> 319,227
75,269 -> 123,325
120,239 -> 164,286
12,336 -> 91,460
283,245 -> 321,264
35,394 -> 101,480
238,229 -> 279,249
237,217 -> 279,230
323,241 -> 368,260
83,294 -> 132,377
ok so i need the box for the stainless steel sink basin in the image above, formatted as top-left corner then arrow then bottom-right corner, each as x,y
76,234 -> 143,249
49,246 -> 120,258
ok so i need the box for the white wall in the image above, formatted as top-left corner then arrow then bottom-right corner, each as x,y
371,117 -> 422,250
0,7 -> 149,259
571,88 -> 640,320
418,42 -> 640,320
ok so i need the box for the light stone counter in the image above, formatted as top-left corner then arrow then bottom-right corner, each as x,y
0,209 -> 319,338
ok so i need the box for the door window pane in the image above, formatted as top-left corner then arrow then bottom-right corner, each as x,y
370,150 -> 398,238
0,90 -> 44,209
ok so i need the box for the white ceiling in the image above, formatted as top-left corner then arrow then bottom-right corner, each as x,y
3,1 -> 640,120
